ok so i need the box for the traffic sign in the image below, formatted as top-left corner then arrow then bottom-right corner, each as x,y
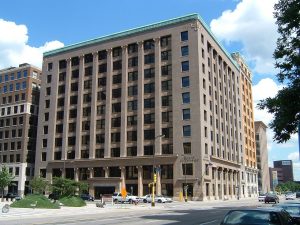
121,187 -> 127,198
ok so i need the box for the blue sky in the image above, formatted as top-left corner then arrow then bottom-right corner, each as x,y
0,0 -> 299,180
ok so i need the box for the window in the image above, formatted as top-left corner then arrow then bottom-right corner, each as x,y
113,60 -> 122,70
128,43 -> 138,54
68,136 -> 76,146
112,103 -> 121,113
128,57 -> 138,67
47,75 -> 52,83
144,113 -> 155,124
144,40 -> 154,50
162,127 -> 173,138
183,142 -> 191,154
113,74 -> 122,84
182,109 -> 191,120
71,57 -> 79,66
182,163 -> 193,175
162,144 -> 173,154
161,50 -> 171,61
128,71 -> 138,82
183,125 -> 191,137
144,145 -> 154,155
161,65 -> 172,76
182,92 -> 190,104
127,131 -> 137,142
96,119 -> 105,129
162,111 -> 172,122
160,35 -> 171,48
181,77 -> 190,87
84,53 -> 93,63
111,133 -> 120,143
85,66 -> 93,76
111,117 -> 121,128
98,77 -> 106,87
98,63 -> 107,73
113,47 -> 122,57
181,31 -> 188,41
144,54 -> 155,64
59,60 -> 66,69
128,85 -> 138,96
98,50 -> 107,60
181,61 -> 189,71
144,129 -> 155,140
70,96 -> 78,105
162,95 -> 172,107
127,115 -> 137,126
162,80 -> 172,91
181,46 -> 189,56
23,70 -> 28,77
127,100 -> 137,111
144,83 -> 155,94
144,68 -> 155,79
59,72 -> 66,81
127,147 -> 137,156
144,98 -> 155,108
72,69 -> 79,78
112,88 -> 121,98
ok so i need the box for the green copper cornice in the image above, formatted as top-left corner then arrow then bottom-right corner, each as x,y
43,13 -> 239,71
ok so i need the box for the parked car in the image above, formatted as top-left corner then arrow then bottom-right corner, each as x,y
220,208 -> 297,225
296,192 -> 300,198
265,194 -> 279,204
141,194 -> 172,203
80,194 -> 94,201
112,192 -> 139,203
273,203 -> 300,224
258,193 -> 267,202
286,193 -> 297,200
4,193 -> 21,201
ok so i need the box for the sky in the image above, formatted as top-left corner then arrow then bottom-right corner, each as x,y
0,0 -> 299,180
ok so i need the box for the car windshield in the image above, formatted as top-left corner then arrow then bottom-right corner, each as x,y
223,211 -> 279,225
280,206 -> 300,215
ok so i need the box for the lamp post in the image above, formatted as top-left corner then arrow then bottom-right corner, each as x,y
181,154 -> 188,202
151,134 -> 164,207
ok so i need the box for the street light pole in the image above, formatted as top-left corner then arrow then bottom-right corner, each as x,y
151,134 -> 164,207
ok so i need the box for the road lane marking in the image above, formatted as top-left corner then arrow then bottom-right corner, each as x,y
199,220 -> 217,225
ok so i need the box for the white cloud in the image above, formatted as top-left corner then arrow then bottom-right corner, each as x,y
210,0 -> 278,74
288,152 -> 300,161
0,19 -> 64,69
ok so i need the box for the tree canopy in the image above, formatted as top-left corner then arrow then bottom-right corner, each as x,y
0,166 -> 14,197
258,0 -> 300,143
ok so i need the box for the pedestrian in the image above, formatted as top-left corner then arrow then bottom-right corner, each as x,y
100,194 -> 103,203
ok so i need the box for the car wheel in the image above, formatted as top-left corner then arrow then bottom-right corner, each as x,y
157,199 -> 162,203
114,199 -> 118,204
143,199 -> 147,203
129,199 -> 133,204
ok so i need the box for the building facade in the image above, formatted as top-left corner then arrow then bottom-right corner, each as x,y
35,14 -> 249,201
232,53 -> 258,198
0,63 -> 41,196
255,121 -> 270,193
273,160 -> 294,184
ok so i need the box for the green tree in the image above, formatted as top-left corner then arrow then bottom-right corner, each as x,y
258,0 -> 300,143
51,177 -> 77,197
77,182 -> 89,195
0,166 -> 14,200
29,177 -> 49,194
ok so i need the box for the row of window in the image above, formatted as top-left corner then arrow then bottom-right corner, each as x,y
0,116 -> 24,127
0,70 -> 28,83
0,81 -> 27,93
0,154 -> 21,164
0,141 -> 22,151
0,104 -> 27,116
0,129 -> 23,139
1,93 -> 27,105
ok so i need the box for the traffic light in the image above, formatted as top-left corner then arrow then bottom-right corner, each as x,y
154,173 -> 157,183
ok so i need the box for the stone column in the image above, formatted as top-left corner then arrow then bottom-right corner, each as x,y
89,52 -> 98,159
62,58 -> 71,161
120,167 -> 126,190
74,168 -> 79,182
104,167 -> 109,178
89,168 -> 94,178
75,55 -> 85,159
137,166 -> 143,197
214,168 -> 219,200
220,169 -> 224,199
120,45 -> 128,157
104,49 -> 113,158
154,37 -> 162,155
156,168 -> 161,195
137,41 -> 144,156
225,170 -> 229,198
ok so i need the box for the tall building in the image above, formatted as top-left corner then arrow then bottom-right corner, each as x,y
255,121 -> 270,193
35,14 -> 248,201
232,53 -> 258,197
0,63 -> 41,196
273,160 -> 294,184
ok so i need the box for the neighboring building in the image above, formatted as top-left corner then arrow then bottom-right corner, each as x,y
269,167 -> 278,191
255,121 -> 270,193
0,63 -> 41,196
273,160 -> 294,184
232,53 -> 258,198
35,13 -> 248,201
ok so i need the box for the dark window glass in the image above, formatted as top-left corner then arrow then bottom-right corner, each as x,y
181,31 -> 188,41
181,61 -> 189,71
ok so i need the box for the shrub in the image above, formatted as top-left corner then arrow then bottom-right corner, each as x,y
10,194 -> 60,209
59,196 -> 86,207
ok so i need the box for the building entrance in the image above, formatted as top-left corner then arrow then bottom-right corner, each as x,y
94,186 -> 115,199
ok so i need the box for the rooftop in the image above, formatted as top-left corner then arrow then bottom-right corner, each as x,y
44,13 -> 239,70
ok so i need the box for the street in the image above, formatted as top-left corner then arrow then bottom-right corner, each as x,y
0,198 -> 264,225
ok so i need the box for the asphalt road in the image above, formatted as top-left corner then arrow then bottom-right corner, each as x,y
1,205 -> 251,225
